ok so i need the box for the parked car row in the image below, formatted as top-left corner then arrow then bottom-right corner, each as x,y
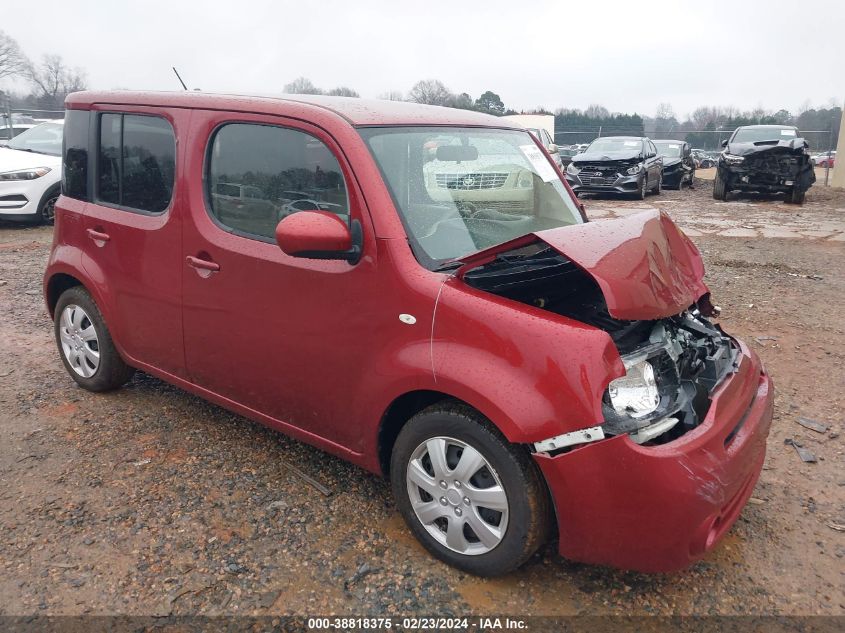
811,151 -> 835,168
562,136 -> 695,198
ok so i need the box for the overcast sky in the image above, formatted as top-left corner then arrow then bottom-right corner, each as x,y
3,0 -> 843,118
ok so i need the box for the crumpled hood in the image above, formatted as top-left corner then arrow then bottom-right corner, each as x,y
726,137 -> 809,157
458,210 -> 708,320
661,156 -> 683,168
572,150 -> 641,164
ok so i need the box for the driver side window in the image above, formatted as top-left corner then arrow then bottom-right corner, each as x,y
207,123 -> 350,242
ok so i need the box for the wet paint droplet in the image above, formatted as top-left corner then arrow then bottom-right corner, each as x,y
399,314 -> 417,325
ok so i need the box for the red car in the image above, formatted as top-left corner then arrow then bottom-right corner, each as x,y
44,92 -> 773,576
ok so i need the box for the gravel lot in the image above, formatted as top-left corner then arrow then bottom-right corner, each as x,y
0,180 -> 843,617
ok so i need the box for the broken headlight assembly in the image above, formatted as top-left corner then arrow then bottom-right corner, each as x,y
600,312 -> 738,446
607,360 -> 660,418
625,164 -> 643,175
720,153 -> 745,165
565,163 -> 580,175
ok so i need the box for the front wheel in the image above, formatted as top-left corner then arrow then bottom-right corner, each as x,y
391,403 -> 550,576
37,186 -> 60,225
786,187 -> 806,205
637,174 -> 648,200
54,286 -> 135,391
713,170 -> 729,201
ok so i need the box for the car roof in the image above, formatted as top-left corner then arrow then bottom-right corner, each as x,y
735,124 -> 797,129
65,91 -> 512,128
593,136 -> 644,141
652,139 -> 684,143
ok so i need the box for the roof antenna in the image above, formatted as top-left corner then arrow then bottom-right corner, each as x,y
172,67 -> 188,91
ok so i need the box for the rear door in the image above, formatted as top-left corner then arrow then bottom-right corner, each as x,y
81,106 -> 187,378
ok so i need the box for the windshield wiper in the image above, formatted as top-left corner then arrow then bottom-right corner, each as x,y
434,261 -> 463,273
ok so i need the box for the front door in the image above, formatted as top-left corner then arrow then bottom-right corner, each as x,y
82,107 -> 186,378
180,111 -> 377,449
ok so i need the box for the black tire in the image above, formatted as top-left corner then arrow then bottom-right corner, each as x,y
637,174 -> 648,200
713,170 -> 728,201
54,286 -> 135,391
37,185 -> 60,225
786,188 -> 806,205
390,402 -> 550,576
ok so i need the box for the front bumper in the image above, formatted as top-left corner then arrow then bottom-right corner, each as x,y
0,180 -> 47,220
565,171 -> 641,194
533,340 -> 773,572
719,161 -> 814,194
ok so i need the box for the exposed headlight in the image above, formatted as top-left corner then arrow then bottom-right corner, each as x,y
0,167 -> 52,181
516,170 -> 533,188
626,164 -> 643,175
607,360 -> 660,418
566,163 -> 580,175
721,153 -> 744,165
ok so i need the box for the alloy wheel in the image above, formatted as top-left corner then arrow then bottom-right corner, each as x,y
406,436 -> 509,556
42,195 -> 58,224
59,304 -> 100,377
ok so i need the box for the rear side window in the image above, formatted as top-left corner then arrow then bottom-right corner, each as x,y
206,123 -> 349,241
62,110 -> 89,200
96,113 -> 176,214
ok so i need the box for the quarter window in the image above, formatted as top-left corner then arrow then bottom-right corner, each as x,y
63,110 -> 89,200
207,123 -> 350,241
96,113 -> 175,213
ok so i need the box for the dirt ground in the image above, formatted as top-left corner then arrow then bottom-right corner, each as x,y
0,179 -> 843,618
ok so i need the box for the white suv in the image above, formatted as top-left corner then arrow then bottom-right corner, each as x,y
0,120 -> 63,224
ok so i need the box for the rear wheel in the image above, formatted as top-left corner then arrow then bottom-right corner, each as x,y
54,286 -> 135,391
391,403 -> 550,576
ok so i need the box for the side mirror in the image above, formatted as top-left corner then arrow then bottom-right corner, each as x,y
720,139 -> 728,148
547,143 -> 559,154
275,211 -> 362,264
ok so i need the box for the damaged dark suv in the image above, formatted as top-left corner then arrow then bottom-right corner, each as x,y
714,125 -> 815,204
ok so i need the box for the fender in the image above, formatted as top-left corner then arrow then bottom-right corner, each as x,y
431,279 -> 624,443
44,246 -> 130,363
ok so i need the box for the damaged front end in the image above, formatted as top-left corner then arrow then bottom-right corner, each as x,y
457,210 -> 737,447
718,137 -> 815,200
599,311 -> 737,444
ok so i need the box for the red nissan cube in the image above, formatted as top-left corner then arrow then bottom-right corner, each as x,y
44,92 -> 773,576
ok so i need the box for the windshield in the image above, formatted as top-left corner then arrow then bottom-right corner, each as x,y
732,127 -> 797,144
7,122 -> 64,156
585,137 -> 643,154
653,141 -> 682,157
359,126 -> 583,268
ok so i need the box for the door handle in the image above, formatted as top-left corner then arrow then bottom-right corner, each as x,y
186,255 -> 220,275
86,228 -> 111,246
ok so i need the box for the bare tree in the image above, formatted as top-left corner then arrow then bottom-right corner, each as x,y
0,30 -> 29,81
325,86 -> 359,97
407,79 -> 452,106
585,103 -> 610,119
378,90 -> 404,102
283,77 -> 323,95
654,102 -> 675,121
26,54 -> 87,109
